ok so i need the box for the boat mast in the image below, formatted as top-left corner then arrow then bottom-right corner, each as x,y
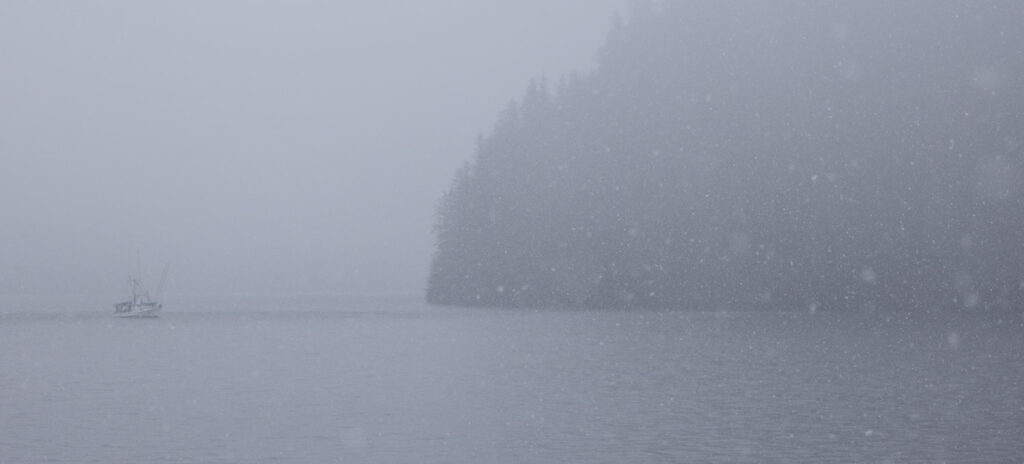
154,263 -> 170,305
132,251 -> 146,304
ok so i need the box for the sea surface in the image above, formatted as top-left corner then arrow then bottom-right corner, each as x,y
1,294 -> 1022,463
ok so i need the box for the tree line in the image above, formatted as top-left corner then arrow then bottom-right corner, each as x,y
428,1 -> 1024,311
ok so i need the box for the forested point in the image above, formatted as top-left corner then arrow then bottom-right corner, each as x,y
428,1 -> 1024,311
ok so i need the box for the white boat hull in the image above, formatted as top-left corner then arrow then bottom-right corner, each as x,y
113,304 -> 162,318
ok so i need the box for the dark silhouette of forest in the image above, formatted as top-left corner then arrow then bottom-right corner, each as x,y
428,1 -> 1024,311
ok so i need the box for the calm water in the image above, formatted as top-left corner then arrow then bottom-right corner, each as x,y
1,295 -> 1022,463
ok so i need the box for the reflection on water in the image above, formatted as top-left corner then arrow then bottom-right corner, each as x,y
2,296 -> 1022,463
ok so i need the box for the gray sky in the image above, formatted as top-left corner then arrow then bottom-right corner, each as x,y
0,0 -> 626,296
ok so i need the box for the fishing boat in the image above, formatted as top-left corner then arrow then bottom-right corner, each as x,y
113,263 -> 168,318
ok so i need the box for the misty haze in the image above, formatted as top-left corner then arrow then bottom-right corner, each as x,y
2,1 -> 1022,463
